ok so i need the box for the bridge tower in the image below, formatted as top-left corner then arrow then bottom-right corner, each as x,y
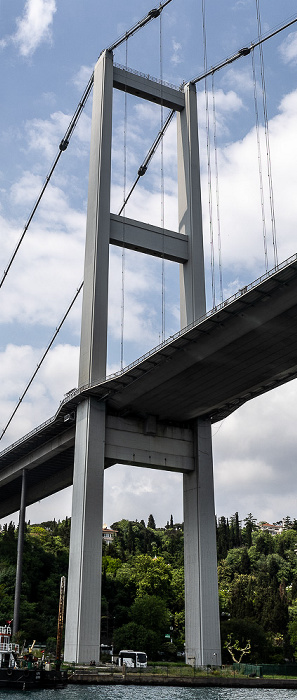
64,49 -> 221,666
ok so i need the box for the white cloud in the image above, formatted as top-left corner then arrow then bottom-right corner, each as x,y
72,65 -> 94,91
197,88 -> 244,141
0,176 -> 86,328
13,0 -> 57,57
213,380 -> 297,522
24,110 -> 91,161
0,467 -> 183,529
103,465 -> 182,527
199,88 -> 297,280
279,31 -> 297,66
222,66 -> 254,94
25,112 -> 71,160
0,343 -> 79,448
171,40 -> 182,66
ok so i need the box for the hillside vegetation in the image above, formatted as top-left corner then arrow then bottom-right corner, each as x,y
1,513 -> 297,662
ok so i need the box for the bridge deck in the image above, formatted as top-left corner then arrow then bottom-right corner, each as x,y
1,257 -> 297,516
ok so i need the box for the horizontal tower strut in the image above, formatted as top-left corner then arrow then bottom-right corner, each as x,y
0,414 -> 194,518
110,214 -> 188,263
113,65 -> 185,111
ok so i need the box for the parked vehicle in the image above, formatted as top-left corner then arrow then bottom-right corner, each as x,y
118,649 -> 147,668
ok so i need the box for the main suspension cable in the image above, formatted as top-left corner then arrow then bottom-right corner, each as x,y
107,0 -> 173,51
118,109 -> 175,216
0,281 -> 83,442
189,14 -> 297,85
0,71 -> 95,292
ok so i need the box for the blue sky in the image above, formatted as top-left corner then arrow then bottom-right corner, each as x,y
1,0 -> 297,528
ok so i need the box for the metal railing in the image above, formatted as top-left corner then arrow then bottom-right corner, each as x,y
114,61 -> 182,92
0,642 -> 19,653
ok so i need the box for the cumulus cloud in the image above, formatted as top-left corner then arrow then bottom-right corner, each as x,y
171,40 -> 182,66
13,0 -> 57,57
279,31 -> 297,66
0,343 -> 79,448
0,176 -> 86,328
24,110 -> 91,161
72,65 -> 94,91
213,380 -> 297,523
221,66 -> 254,94
199,88 -> 297,286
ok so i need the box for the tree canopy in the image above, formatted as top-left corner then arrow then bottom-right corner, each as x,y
2,511 -> 297,662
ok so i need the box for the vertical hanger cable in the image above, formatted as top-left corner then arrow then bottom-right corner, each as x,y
251,48 -> 268,272
160,10 -> 166,341
120,36 -> 128,370
202,0 -> 216,308
211,72 -> 223,303
255,0 -> 278,268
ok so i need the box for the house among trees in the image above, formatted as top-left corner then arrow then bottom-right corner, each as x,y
257,518 -> 293,536
102,524 -> 118,545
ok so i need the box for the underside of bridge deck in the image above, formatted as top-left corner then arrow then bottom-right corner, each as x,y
0,257 -> 297,517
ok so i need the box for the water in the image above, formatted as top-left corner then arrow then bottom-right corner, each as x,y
1,688 -> 297,700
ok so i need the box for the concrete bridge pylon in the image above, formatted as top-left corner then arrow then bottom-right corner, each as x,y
63,49 -> 221,666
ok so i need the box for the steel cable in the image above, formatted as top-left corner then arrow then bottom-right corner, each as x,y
251,48 -> 268,272
0,282 -> 83,441
255,0 -> 278,268
202,0 -> 216,308
0,1 -> 174,291
211,73 -> 223,303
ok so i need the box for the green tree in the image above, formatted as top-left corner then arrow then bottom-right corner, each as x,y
147,514 -> 156,529
130,595 -> 170,635
217,516 -> 230,560
242,514 -> 257,548
113,621 -> 159,658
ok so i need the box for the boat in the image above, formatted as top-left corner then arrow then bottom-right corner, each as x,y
0,625 -> 68,689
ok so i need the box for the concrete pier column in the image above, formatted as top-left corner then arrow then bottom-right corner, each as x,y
177,81 -> 206,328
183,418 -> 221,666
64,49 -> 113,663
64,398 -> 105,663
13,468 -> 27,637
78,49 -> 113,387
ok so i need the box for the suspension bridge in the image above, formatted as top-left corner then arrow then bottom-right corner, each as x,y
0,0 -> 297,667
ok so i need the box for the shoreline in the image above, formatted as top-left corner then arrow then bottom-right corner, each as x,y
68,671 -> 297,689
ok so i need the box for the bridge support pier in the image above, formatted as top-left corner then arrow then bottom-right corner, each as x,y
64,399 -> 105,663
184,418 -> 221,666
63,49 -> 221,665
13,468 -> 27,637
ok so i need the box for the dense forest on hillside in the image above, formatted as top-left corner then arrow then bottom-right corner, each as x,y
1,513 -> 297,663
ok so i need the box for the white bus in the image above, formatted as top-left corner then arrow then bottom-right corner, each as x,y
118,650 -> 147,668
